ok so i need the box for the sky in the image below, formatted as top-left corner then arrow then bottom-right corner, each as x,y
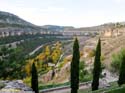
0,0 -> 125,27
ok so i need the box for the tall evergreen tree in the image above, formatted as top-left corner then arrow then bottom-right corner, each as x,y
118,50 -> 125,86
31,62 -> 39,93
92,38 -> 101,91
71,38 -> 80,93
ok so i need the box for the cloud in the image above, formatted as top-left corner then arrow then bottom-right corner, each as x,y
113,0 -> 124,3
0,0 -> 125,27
39,7 -> 65,12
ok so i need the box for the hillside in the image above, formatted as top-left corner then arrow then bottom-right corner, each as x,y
0,11 -> 43,32
1,11 -> 125,33
64,22 -> 125,31
102,34 -> 125,68
41,23 -> 121,32
42,25 -> 64,32
39,26 -> 125,85
0,11 -> 75,32
0,11 -> 34,26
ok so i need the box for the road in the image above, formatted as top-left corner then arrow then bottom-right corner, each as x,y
40,82 -> 91,93
29,41 -> 57,56
29,39 -> 74,57
40,69 -> 117,93
29,44 -> 44,56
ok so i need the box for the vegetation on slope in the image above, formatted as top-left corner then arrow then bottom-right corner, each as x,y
0,46 -> 25,79
0,35 -> 70,80
0,34 -> 43,45
111,49 -> 125,73
25,42 -> 62,76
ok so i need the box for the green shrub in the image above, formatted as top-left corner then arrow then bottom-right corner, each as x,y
111,49 -> 125,73
23,77 -> 31,87
105,86 -> 125,93
79,61 -> 88,82
0,82 -> 5,89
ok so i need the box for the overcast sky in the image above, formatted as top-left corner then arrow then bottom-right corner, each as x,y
0,0 -> 125,27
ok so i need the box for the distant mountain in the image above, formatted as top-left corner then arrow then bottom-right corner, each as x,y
64,22 -> 125,31
42,25 -> 74,31
42,25 -> 64,32
0,11 -> 67,32
43,23 -> 125,32
0,11 -> 34,26
41,22 -> 125,32
0,11 -> 43,32
0,11 -> 125,33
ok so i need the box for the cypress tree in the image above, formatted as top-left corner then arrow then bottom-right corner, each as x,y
71,38 -> 80,93
92,38 -> 101,91
118,50 -> 125,86
31,62 -> 39,93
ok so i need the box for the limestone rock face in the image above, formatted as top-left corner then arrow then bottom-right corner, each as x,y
99,79 -> 110,88
0,80 -> 34,93
41,62 -> 71,84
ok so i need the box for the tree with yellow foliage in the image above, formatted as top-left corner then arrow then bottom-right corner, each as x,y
51,42 -> 62,64
45,46 -> 51,57
25,59 -> 34,76
25,42 -> 62,77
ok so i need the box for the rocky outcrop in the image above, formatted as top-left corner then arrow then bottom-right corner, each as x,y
41,62 -> 70,84
0,80 -> 34,93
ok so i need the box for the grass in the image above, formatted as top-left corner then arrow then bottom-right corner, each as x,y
39,81 -> 125,93
67,81 -> 125,93
105,85 -> 125,93
78,89 -> 90,93
39,74 -> 92,90
39,82 -> 70,90
78,81 -> 118,93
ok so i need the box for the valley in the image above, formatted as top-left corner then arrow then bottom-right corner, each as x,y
0,11 -> 125,93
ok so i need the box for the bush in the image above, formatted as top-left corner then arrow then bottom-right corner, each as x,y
111,49 -> 125,73
0,82 -> 5,89
23,77 -> 31,86
79,61 -> 89,82
105,86 -> 125,93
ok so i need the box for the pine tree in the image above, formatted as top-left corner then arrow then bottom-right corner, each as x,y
92,38 -> 101,91
71,38 -> 80,93
31,62 -> 39,93
118,50 -> 125,86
